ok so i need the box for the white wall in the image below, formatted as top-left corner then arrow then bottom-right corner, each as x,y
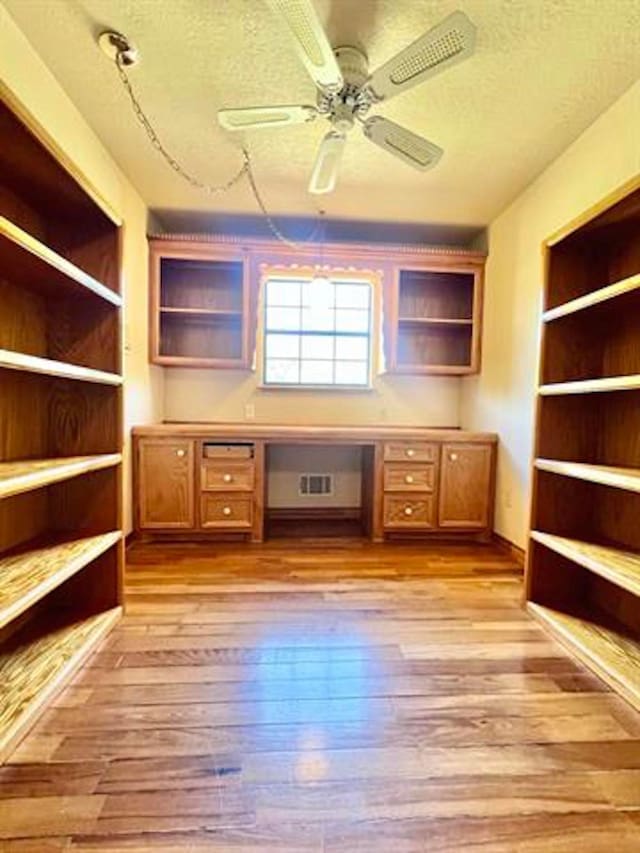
461,80 -> 640,549
164,367 -> 460,428
1,6 -> 164,533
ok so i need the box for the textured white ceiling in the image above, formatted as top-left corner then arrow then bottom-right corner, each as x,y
4,0 -> 640,227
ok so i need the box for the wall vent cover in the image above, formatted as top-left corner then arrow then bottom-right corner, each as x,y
299,474 -> 333,496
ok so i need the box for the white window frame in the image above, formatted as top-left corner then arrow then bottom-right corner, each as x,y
261,274 -> 375,390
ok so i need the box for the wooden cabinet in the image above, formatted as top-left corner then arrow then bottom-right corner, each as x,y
149,239 -> 250,369
133,427 -> 496,543
387,263 -> 484,375
137,440 -> 195,529
148,236 -> 485,376
438,443 -> 493,529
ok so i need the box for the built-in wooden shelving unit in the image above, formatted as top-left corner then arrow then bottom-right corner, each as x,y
149,240 -> 250,368
388,264 -> 484,374
0,96 -> 123,761
527,178 -> 640,712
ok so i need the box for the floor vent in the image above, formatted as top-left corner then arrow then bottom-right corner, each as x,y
299,474 -> 333,496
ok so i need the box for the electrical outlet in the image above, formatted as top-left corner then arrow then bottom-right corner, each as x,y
244,403 -> 255,420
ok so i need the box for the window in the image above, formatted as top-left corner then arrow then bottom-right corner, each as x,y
263,276 -> 372,388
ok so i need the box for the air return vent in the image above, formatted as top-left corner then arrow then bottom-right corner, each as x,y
299,474 -> 333,496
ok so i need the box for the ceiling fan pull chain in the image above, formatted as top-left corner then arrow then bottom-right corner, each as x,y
115,55 -> 248,194
112,51 -> 320,248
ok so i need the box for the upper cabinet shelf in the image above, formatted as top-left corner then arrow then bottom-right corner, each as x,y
387,264 -> 484,375
149,241 -> 250,368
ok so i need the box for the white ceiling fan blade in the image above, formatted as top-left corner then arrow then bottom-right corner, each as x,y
366,11 -> 476,102
363,117 -> 443,171
266,0 -> 343,92
218,104 -> 317,131
308,131 -> 346,194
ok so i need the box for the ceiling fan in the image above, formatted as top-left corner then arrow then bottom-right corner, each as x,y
218,1 -> 476,195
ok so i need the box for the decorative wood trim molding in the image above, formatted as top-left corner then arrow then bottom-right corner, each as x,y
493,531 -> 525,568
149,232 -> 486,262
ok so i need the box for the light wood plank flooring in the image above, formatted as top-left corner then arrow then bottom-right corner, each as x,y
1,539 -> 640,851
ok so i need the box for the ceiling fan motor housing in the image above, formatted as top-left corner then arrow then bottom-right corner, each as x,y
318,46 -> 372,132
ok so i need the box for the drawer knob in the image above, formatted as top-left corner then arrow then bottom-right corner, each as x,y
223,506 -> 232,516
223,474 -> 233,483
405,449 -> 415,458
449,452 -> 458,462
176,449 -> 186,458
405,474 -> 414,484
404,506 -> 413,516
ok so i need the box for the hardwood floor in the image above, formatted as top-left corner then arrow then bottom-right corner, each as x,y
1,539 -> 640,851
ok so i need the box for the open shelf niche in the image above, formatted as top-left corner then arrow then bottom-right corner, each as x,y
388,264 -> 483,374
0,95 -> 123,761
150,242 -> 250,367
527,178 -> 640,711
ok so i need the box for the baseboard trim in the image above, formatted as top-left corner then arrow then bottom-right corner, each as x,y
493,531 -> 525,568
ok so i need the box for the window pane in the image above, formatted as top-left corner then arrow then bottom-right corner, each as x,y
266,306 -> 300,331
300,360 -> 334,385
302,305 -> 334,332
335,283 -> 370,309
301,335 -> 334,360
303,278 -> 335,310
266,280 -> 301,307
265,359 -> 300,384
266,333 -> 299,359
335,309 -> 369,332
335,361 -> 368,385
335,335 -> 368,361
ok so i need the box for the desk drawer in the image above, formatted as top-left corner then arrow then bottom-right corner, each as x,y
201,494 -> 253,529
383,463 -> 435,492
203,443 -> 254,459
201,460 -> 254,492
383,441 -> 438,463
383,494 -> 435,529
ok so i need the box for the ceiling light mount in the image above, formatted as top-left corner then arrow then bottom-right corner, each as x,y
98,30 -> 139,66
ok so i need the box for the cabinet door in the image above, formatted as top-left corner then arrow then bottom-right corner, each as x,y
137,440 -> 195,529
438,443 -> 493,529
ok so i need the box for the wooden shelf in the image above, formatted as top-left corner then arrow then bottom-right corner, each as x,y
0,454 -> 122,499
0,349 -> 122,386
0,216 -> 121,307
539,375 -> 640,396
535,458 -> 640,494
160,306 -> 242,319
0,607 -> 121,761
0,532 -> 122,630
398,317 -> 473,326
543,272 -> 640,322
528,602 -> 640,712
531,531 -> 640,597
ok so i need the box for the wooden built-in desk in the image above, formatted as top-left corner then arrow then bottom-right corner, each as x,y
132,424 -> 498,543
